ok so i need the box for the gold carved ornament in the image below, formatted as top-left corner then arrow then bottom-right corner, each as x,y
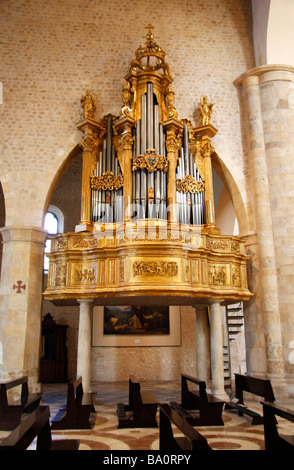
91,171 -> 124,191
129,24 -> 173,81
176,175 -> 205,194
80,90 -> 96,119
132,150 -> 168,173
199,96 -> 214,126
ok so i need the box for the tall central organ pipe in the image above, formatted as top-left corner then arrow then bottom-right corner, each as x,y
132,82 -> 167,220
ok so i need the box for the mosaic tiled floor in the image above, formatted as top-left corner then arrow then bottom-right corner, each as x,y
41,381 -> 294,451
1,381 -> 294,453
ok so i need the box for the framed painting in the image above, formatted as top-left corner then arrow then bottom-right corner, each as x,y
92,305 -> 181,347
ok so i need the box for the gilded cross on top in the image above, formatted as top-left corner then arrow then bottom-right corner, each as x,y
145,24 -> 154,35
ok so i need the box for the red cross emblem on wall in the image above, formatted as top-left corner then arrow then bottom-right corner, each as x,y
13,280 -> 26,293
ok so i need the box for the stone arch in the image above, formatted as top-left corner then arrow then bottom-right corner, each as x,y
212,152 -> 249,237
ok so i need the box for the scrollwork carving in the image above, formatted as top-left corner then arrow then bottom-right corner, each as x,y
176,175 -> 205,194
91,171 -> 124,191
132,151 -> 168,173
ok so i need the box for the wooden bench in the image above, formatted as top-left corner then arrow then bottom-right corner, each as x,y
117,376 -> 158,428
51,376 -> 96,430
0,405 -> 79,450
0,376 -> 42,430
159,404 -> 212,451
262,401 -> 294,450
170,374 -> 224,426
225,373 -> 275,424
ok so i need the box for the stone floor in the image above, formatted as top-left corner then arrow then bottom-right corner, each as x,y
1,380 -> 294,455
41,381 -> 293,451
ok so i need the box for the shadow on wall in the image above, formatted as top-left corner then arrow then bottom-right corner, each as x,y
0,182 -> 5,279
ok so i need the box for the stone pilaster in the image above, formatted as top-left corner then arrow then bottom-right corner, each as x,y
235,65 -> 294,396
0,225 -> 47,392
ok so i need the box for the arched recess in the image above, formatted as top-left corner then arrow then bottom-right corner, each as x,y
212,152 -> 249,237
42,144 -> 82,228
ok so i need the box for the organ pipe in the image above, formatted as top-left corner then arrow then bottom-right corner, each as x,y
176,123 -> 205,225
90,114 -> 123,223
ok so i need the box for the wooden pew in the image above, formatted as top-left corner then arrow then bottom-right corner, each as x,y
0,376 -> 42,430
0,405 -> 79,450
225,373 -> 275,425
159,404 -> 211,451
170,374 -> 224,426
117,376 -> 158,428
51,376 -> 96,430
262,401 -> 294,450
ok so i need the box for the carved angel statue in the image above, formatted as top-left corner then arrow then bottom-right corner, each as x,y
80,90 -> 96,119
166,84 -> 178,118
121,80 -> 132,116
199,96 -> 214,125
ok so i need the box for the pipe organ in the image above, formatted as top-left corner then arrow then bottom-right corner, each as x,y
44,26 -> 252,307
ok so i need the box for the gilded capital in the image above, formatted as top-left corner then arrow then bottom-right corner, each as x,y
79,133 -> 99,153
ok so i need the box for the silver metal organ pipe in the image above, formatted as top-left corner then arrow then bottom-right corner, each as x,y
154,104 -> 159,154
147,82 -> 154,150
140,93 -> 147,217
135,122 -> 141,205
90,116 -> 125,223
176,122 -> 206,225
154,104 -> 160,218
106,114 -> 112,172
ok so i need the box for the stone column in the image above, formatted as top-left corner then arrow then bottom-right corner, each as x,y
0,225 -> 47,391
235,67 -> 289,392
209,302 -> 227,399
195,305 -> 208,382
77,299 -> 94,393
